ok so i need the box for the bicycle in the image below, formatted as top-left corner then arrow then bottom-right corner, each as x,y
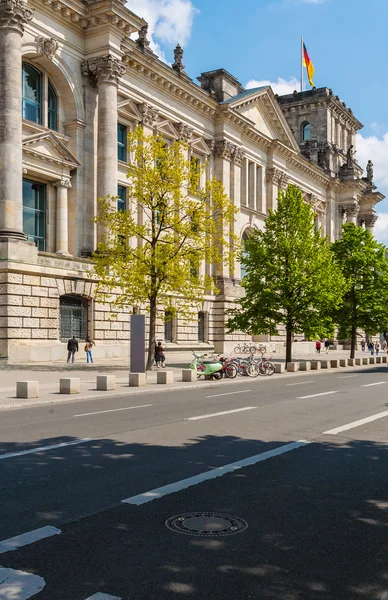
233,344 -> 266,355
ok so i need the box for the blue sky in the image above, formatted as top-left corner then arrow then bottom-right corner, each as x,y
129,0 -> 388,241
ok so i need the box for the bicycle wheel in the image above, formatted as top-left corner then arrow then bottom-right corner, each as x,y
225,364 -> 238,379
234,346 -> 242,355
246,362 -> 260,378
264,361 -> 275,376
249,346 -> 257,354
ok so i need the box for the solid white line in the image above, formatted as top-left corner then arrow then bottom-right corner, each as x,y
0,526 -> 61,555
297,391 -> 338,400
73,404 -> 153,417
85,594 -> 121,600
0,438 -> 94,461
361,382 -> 386,388
323,410 -> 388,435
206,390 -> 251,398
338,375 -> 359,379
286,381 -> 314,387
185,407 -> 257,421
122,440 -> 311,505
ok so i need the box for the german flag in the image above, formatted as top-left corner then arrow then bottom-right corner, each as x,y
302,43 -> 315,88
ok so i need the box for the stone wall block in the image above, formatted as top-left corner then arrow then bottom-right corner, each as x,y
23,275 -> 41,286
8,328 -> 32,338
48,330 -> 58,339
7,284 -> 31,296
0,295 -> 23,306
110,322 -> 123,330
40,319 -> 58,328
32,329 -> 49,339
104,331 -> 117,339
49,288 -> 60,298
96,321 -> 111,330
8,305 -> 31,316
116,331 -> 130,339
48,309 -> 57,318
31,286 -> 48,297
7,317 -> 23,327
64,280 -> 73,294
8,273 -> 23,284
40,298 -> 58,308
32,308 -> 49,318
57,280 -> 66,296
43,278 -> 57,288
23,318 -> 40,328
23,297 -> 39,307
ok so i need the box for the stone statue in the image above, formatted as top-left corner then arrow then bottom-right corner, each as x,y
346,145 -> 356,168
136,24 -> 150,52
318,144 -> 330,171
172,44 -> 185,74
366,160 -> 374,182
302,140 -> 312,161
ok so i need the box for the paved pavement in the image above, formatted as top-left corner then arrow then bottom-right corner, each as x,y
0,366 -> 387,599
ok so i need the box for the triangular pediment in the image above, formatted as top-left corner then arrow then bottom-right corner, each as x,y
155,119 -> 178,140
118,99 -> 143,122
22,132 -> 81,168
191,136 -> 212,156
224,87 -> 299,151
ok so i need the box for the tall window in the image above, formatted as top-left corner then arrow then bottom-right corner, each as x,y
117,124 -> 127,162
117,185 -> 127,212
241,232 -> 249,280
165,310 -> 173,343
23,180 -> 46,251
22,63 -> 42,124
48,81 -> 58,131
198,311 -> 206,342
60,295 -> 88,341
302,122 -> 311,141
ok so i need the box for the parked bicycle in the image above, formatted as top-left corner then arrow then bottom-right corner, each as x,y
233,344 -> 266,355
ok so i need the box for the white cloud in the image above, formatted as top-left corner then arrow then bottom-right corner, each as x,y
374,213 -> 388,246
246,76 -> 300,96
128,0 -> 198,61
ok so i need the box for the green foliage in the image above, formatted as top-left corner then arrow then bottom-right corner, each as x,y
227,185 -> 345,361
91,126 -> 237,368
331,223 -> 388,353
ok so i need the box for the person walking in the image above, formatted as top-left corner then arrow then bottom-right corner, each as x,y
84,337 -> 95,364
361,339 -> 366,352
375,341 -> 380,356
324,339 -> 330,354
315,340 -> 321,354
368,342 -> 374,356
154,341 -> 165,368
67,336 -> 78,363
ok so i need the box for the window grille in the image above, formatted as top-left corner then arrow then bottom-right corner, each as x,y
60,296 -> 88,341
164,311 -> 173,342
198,311 -> 206,342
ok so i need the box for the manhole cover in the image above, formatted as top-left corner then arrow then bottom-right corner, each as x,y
165,512 -> 248,537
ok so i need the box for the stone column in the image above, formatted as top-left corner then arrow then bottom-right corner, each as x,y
82,56 -> 125,239
54,179 -> 71,255
0,0 -> 33,239
346,205 -> 359,225
364,214 -> 378,236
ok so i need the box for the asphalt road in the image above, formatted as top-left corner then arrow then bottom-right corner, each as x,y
1,367 -> 387,600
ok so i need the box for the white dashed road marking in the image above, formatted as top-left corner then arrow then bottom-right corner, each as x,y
0,567 -> 45,599
361,382 -> 386,388
338,375 -> 359,379
297,391 -> 338,400
0,439 -> 94,461
206,390 -> 251,398
286,381 -> 314,387
323,410 -> 388,435
85,594 -> 121,600
185,407 -> 256,420
0,526 -> 61,555
122,440 -> 311,505
73,404 -> 153,417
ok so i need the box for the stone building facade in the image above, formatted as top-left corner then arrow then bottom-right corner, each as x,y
0,0 -> 383,362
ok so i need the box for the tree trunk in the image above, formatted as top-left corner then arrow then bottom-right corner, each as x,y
350,323 -> 357,360
146,296 -> 157,370
286,326 -> 293,367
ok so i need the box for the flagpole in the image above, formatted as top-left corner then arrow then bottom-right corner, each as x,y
301,36 -> 304,93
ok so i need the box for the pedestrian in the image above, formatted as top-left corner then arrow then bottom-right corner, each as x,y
315,340 -> 321,354
382,340 -> 387,352
324,339 -> 330,354
154,341 -> 165,368
67,336 -> 78,363
84,337 -> 95,364
368,342 -> 374,356
375,341 -> 380,356
361,339 -> 366,352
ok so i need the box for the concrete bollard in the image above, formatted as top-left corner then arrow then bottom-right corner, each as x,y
382,356 -> 388,364
330,359 -> 339,368
97,375 -> 115,391
300,361 -> 311,371
375,356 -> 382,364
129,373 -> 146,387
16,381 -> 39,399
348,358 -> 356,366
362,357 -> 369,365
340,359 -> 348,367
157,370 -> 173,384
311,361 -> 321,370
355,358 -> 362,366
274,363 -> 285,374
369,357 -> 376,365
320,360 -> 331,369
182,369 -> 197,382
60,378 -> 80,394
287,362 -> 299,372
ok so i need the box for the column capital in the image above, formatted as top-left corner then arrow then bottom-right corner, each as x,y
266,167 -> 288,189
81,55 -> 126,86
214,140 -> 235,161
54,179 -> 72,189
0,0 -> 33,34
232,147 -> 244,166
177,122 -> 193,142
361,213 -> 378,228
139,103 -> 158,127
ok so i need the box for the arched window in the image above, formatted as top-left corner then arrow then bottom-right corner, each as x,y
302,122 -> 311,141
22,63 -> 42,124
241,232 -> 249,280
198,311 -> 206,342
164,310 -> 174,343
60,295 -> 88,341
48,81 -> 58,131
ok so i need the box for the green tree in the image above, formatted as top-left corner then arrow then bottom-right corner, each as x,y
92,127 -> 237,370
227,185 -> 344,364
331,223 -> 388,359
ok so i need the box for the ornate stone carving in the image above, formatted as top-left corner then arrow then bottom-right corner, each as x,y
0,0 -> 33,33
214,140 -> 234,161
138,103 -> 158,127
318,143 -> 330,172
266,167 -> 288,189
346,144 -> 356,168
81,56 -> 126,85
176,122 -> 193,142
362,213 -> 378,229
136,24 -> 150,52
366,159 -> 374,182
36,36 -> 58,60
232,147 -> 244,166
172,44 -> 185,75
301,140 -> 312,161
206,139 -> 215,154
342,203 -> 359,222
54,179 -> 72,189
